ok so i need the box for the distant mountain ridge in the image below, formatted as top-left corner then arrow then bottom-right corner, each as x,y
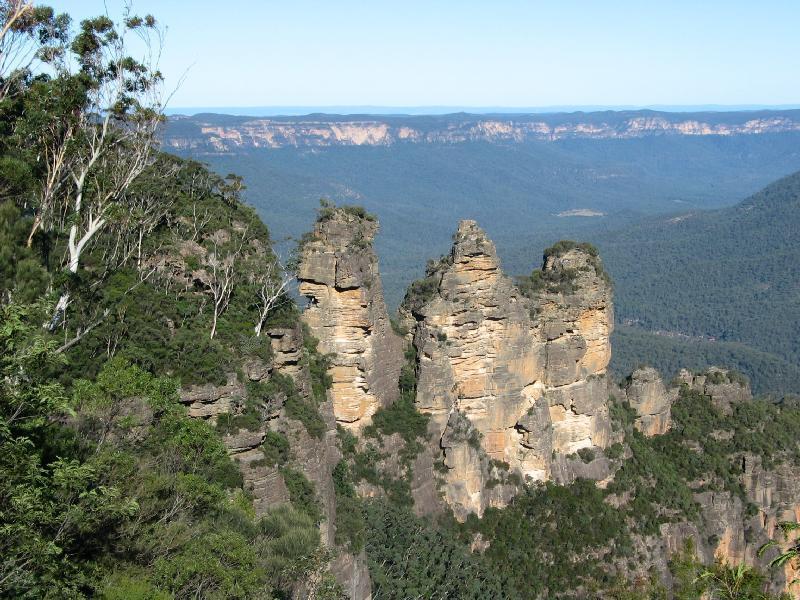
165,105 -> 800,117
164,109 -> 800,152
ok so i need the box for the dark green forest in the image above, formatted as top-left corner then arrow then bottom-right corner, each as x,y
600,171 -> 800,394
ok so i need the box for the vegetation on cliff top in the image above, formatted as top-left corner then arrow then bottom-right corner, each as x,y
317,199 -> 376,223
516,239 -> 611,298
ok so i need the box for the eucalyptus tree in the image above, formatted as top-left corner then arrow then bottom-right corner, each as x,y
45,10 -> 165,328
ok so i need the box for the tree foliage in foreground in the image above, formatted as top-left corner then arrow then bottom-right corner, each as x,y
0,302 -> 335,598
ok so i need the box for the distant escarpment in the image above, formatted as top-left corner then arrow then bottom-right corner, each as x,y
163,109 -> 800,152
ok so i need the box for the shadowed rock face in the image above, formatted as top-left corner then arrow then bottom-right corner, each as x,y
297,208 -> 403,430
179,324 -> 371,599
624,366 -> 675,436
400,220 -> 614,518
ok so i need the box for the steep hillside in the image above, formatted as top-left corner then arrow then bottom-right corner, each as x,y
1,153 -> 373,597
599,171 -> 800,394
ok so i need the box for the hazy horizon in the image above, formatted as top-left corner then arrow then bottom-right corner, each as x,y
166,104 -> 800,117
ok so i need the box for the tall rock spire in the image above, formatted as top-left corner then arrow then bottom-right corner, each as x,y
297,206 -> 402,430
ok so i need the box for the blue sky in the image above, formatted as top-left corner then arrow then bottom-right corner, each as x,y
49,0 -> 800,110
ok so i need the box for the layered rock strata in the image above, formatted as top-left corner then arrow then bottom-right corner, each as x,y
400,221 -> 614,518
676,367 -> 752,413
164,113 -> 800,152
298,208 -> 403,429
179,324 -> 370,599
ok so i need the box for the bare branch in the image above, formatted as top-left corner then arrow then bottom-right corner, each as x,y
253,259 -> 293,337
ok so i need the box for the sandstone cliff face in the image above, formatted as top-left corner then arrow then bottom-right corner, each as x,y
536,246 -> 613,458
743,456 -> 800,597
298,208 -> 403,430
623,367 -> 675,436
179,324 -> 371,600
615,371 -> 800,598
400,221 -> 613,518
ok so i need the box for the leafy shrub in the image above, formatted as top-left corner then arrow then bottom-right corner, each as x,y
247,375 -> 290,413
215,404 -> 262,435
517,240 -> 611,298
605,443 -> 624,460
167,328 -> 230,386
577,447 -> 596,463
302,328 -> 332,404
261,431 -> 290,466
153,529 -> 264,599
332,460 -> 365,552
280,467 -> 323,523
705,370 -> 728,385
401,255 -> 452,313
446,411 -> 482,450
543,240 -> 599,259
239,334 -> 273,362
317,200 -> 376,223
335,496 -> 366,553
366,397 -> 429,446
285,393 -> 326,439
337,425 -> 358,456
349,443 -> 414,507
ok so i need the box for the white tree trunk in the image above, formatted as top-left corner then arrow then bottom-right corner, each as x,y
49,217 -> 106,330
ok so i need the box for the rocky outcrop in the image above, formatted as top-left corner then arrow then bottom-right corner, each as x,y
180,373 -> 246,419
623,367 -> 675,436
298,208 -> 403,430
676,367 -> 752,413
179,323 -> 370,599
615,372 -> 800,598
536,245 -> 614,458
400,221 -> 543,518
400,221 -> 614,518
